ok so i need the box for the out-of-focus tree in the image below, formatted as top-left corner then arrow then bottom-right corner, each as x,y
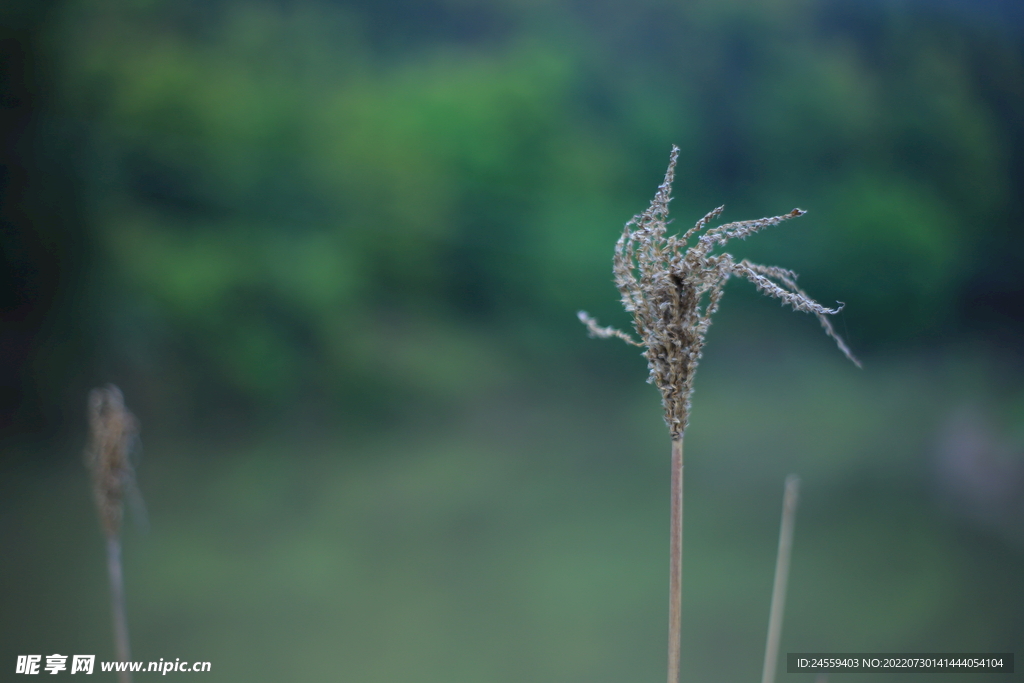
8,0 -> 1023,429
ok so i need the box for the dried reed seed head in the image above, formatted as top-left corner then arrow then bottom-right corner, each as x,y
85,384 -> 139,538
580,146 -> 860,439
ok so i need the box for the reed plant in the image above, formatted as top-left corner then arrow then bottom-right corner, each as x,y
84,384 -> 140,683
762,475 -> 800,683
579,146 -> 858,683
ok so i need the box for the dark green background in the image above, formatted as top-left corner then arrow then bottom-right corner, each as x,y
1,0 -> 1022,681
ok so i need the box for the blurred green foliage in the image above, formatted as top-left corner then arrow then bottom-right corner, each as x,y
11,0 -> 1024,422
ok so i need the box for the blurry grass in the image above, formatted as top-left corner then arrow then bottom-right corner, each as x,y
1,340 -> 1022,682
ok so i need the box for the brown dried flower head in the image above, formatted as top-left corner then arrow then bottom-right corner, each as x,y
579,146 -> 859,439
84,384 -> 140,537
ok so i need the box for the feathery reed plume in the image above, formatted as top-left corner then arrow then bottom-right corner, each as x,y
579,146 -> 858,683
762,475 -> 800,683
84,384 -> 139,683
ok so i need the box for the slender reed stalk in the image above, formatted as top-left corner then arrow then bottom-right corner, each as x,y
761,475 -> 800,683
579,147 -> 857,683
106,536 -> 132,671
667,437 -> 683,683
84,385 -> 140,683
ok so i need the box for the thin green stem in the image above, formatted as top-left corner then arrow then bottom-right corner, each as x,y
761,475 -> 800,683
106,534 -> 133,683
667,436 -> 684,683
